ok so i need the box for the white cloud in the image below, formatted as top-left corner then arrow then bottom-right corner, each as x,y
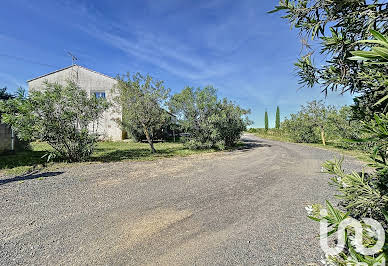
77,23 -> 236,81
49,0 -> 268,82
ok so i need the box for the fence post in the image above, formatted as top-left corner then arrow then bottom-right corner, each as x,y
11,128 -> 15,151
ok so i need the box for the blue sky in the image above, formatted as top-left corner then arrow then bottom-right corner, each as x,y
0,0 -> 355,127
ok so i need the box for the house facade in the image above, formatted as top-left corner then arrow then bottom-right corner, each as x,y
27,65 -> 122,141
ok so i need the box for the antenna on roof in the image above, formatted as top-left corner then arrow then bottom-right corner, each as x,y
66,51 -> 79,83
67,51 -> 78,66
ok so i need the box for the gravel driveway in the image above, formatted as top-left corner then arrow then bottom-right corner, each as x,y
0,134 -> 363,265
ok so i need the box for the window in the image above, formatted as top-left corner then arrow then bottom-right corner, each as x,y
93,91 -> 106,99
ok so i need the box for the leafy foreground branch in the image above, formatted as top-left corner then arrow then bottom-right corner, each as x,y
309,32 -> 388,265
273,0 -> 388,262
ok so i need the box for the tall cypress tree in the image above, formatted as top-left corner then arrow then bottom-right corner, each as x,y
264,110 -> 269,132
275,106 -> 280,129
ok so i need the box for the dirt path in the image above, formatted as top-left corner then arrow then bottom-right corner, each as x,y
0,134 -> 362,265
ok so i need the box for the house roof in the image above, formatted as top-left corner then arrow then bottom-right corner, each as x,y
27,65 -> 117,82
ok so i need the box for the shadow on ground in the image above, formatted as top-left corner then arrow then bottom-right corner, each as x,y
0,171 -> 64,185
0,150 -> 47,171
236,138 -> 272,152
91,146 -> 191,162
1,138 -> 268,177
88,139 -> 221,162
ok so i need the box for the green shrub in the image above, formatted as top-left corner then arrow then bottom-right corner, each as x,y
282,102 -> 366,147
169,86 -> 251,150
247,128 -> 258,133
0,81 -> 109,162
324,157 -> 388,225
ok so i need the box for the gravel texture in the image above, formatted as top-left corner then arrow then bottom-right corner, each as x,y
0,134 -> 363,265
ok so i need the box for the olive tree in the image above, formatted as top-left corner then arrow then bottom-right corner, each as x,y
282,100 -> 332,144
169,86 -> 250,150
0,81 -> 109,162
114,73 -> 170,153
211,98 -> 251,149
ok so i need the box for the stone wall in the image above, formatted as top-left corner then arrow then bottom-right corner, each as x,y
0,123 -> 12,153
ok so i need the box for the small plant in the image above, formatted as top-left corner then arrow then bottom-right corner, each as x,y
323,157 -> 388,224
41,152 -> 57,164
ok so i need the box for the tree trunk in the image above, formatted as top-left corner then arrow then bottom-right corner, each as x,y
143,125 -> 156,153
321,127 -> 326,146
148,139 -> 156,153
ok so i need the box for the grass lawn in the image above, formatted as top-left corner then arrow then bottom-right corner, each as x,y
250,130 -> 372,163
0,141 -> 215,176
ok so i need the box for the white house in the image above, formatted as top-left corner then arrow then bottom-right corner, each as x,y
27,65 -> 122,140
